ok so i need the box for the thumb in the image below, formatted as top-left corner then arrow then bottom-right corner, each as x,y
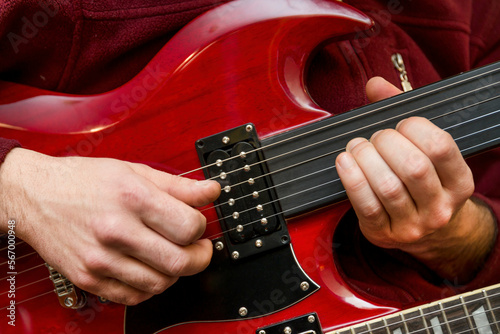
129,163 -> 221,207
366,76 -> 402,103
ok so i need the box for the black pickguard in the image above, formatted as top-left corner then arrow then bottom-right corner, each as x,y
124,240 -> 319,334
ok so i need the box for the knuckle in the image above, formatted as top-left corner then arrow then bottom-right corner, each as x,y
432,206 -> 454,228
121,293 -> 151,306
378,176 -> 403,202
94,217 -> 125,245
457,168 -> 475,197
81,250 -> 110,273
359,224 -> 390,247
349,139 -> 372,156
348,177 -> 370,193
177,212 -> 206,245
371,129 -> 395,143
404,154 -> 432,181
117,180 -> 151,209
102,283 -> 153,306
397,116 -> 418,132
148,277 -> 173,295
73,271 -> 99,293
166,252 -> 190,277
399,227 -> 426,244
426,132 -> 455,160
360,202 -> 385,224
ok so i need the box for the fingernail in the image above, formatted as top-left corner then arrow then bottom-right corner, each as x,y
396,118 -> 407,130
346,138 -> 367,152
195,180 -> 217,187
370,130 -> 382,140
337,153 -> 355,169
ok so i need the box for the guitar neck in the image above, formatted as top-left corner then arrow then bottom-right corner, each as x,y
329,283 -> 500,334
262,61 -> 500,217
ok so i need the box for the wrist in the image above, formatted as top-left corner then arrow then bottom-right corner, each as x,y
0,148 -> 47,238
411,198 -> 496,284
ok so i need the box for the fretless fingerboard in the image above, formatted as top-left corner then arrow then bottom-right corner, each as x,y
329,284 -> 500,334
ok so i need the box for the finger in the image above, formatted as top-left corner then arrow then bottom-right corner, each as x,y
366,76 -> 402,103
396,117 -> 474,197
120,225 -> 213,277
141,188 -> 209,245
69,259 -> 156,306
137,238 -> 213,277
115,176 -> 209,245
129,163 -> 221,207
336,151 -> 390,234
369,128 -> 443,212
346,137 -> 417,222
93,214 -> 213,276
90,276 -> 155,306
91,254 -> 178,296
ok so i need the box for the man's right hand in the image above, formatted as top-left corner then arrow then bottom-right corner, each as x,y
0,148 -> 220,305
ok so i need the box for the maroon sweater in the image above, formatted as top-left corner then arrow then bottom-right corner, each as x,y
1,0 -> 499,308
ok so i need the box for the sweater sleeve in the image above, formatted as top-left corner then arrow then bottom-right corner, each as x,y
0,138 -> 20,164
463,148 -> 500,292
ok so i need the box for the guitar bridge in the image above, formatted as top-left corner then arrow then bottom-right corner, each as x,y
196,123 -> 289,260
46,264 -> 87,309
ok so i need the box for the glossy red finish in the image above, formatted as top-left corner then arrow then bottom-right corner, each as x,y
0,0 -> 403,333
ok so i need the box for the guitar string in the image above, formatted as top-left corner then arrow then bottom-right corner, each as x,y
180,67 -> 500,178
457,321 -> 500,334
201,110 -> 500,217
0,132 -> 498,296
201,117 -> 500,234
0,263 -> 45,281
201,108 -> 500,227
0,277 -> 48,296
209,114 -> 500,219
178,65 -> 500,178
377,307 -> 500,334
0,138 -> 498,300
369,305 -> 500,334
206,138 -> 500,240
0,132 -> 499,284
196,82 -> 500,186
0,250 -> 38,266
338,295 -> 500,334
0,240 -> 26,252
360,315 -> 500,334
197,87 -> 498,213
204,134 -> 498,237
0,291 -> 53,311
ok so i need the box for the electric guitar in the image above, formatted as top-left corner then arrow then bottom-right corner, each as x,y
1,0 -> 499,333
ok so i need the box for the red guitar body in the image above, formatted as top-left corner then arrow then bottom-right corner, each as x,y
0,0 -> 407,333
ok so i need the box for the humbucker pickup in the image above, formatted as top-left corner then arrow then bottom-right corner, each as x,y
196,123 -> 289,260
